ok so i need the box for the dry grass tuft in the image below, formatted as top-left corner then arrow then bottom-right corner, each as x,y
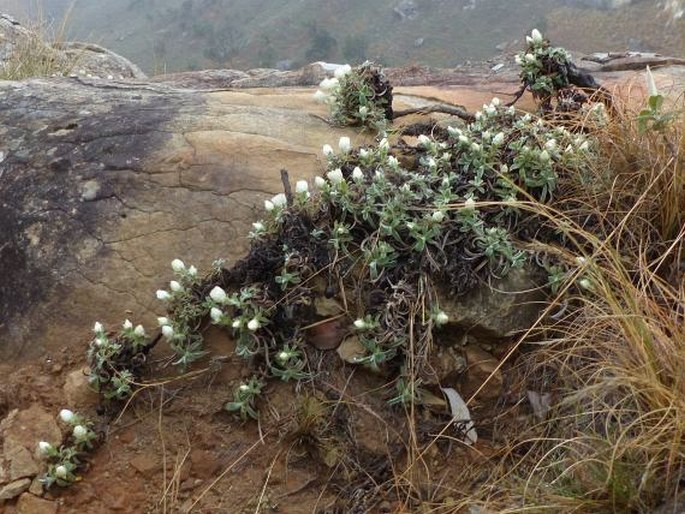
454,92 -> 685,513
0,3 -> 79,80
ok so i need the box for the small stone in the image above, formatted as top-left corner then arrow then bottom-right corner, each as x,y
63,366 -> 99,408
190,449 -> 220,479
129,454 -> 160,478
29,477 -> 44,496
16,493 -> 58,514
0,478 -> 31,501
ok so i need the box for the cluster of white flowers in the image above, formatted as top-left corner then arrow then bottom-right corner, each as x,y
313,64 -> 352,104
264,193 -> 287,212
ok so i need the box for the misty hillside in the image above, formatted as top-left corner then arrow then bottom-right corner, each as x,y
2,0 -> 683,74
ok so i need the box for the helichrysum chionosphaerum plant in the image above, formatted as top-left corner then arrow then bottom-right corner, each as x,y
38,409 -> 98,489
314,61 -> 392,132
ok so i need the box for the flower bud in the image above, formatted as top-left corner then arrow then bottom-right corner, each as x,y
38,441 -> 53,455
210,307 -> 224,323
352,167 -> 364,181
156,290 -> 171,301
59,409 -> 75,424
295,180 -> 309,194
123,319 -> 133,330
326,168 -> 344,185
171,259 -> 185,272
161,325 -> 175,340
73,425 -> 88,439
55,465 -> 68,479
322,144 -> 334,157
338,136 -> 351,154
353,319 -> 367,330
157,317 -> 170,327
271,193 -> 287,208
434,311 -> 449,326
93,321 -> 104,334
134,325 -> 145,337
209,286 -> 227,303
531,29 -> 543,43
169,280 -> 183,293
264,200 -> 275,211
188,265 -> 198,277
247,318 -> 261,331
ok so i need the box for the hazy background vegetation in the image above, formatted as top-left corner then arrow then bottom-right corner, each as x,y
1,0 -> 683,75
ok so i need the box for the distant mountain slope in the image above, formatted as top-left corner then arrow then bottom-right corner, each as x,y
1,0 -> 683,74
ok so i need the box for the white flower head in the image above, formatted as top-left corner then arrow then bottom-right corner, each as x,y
93,321 -> 104,334
353,319 -> 367,330
38,441 -> 53,455
295,180 -> 309,194
73,425 -> 88,439
271,193 -> 287,208
252,222 -> 265,233
188,265 -> 198,277
55,465 -> 68,479
161,325 -> 175,340
387,155 -> 400,169
239,383 -> 250,392
359,148 -> 369,159
156,289 -> 171,301
515,54 -> 523,65
358,105 -> 369,116
59,409 -> 75,424
645,65 -> 659,98
313,90 -> 329,103
264,200 -> 275,212
171,259 -> 185,273
209,286 -> 227,303
379,138 -> 390,151
210,307 -> 224,323
432,210 -> 445,223
247,318 -> 261,331
322,143 -> 334,157
232,319 -> 243,329
434,311 -> 449,326
334,64 -> 352,79
169,280 -> 183,293
157,317 -> 170,327
352,166 -> 364,181
123,319 -> 133,330
277,350 -> 290,362
314,176 -> 326,188
134,325 -> 145,337
525,53 -> 536,63
492,132 -> 505,146
338,136 -> 352,154
327,168 -> 344,185
319,77 -> 339,91
531,29 -> 543,44
417,134 -> 431,147
491,97 -> 501,107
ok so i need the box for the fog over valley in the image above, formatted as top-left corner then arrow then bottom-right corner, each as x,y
2,0 -> 683,76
